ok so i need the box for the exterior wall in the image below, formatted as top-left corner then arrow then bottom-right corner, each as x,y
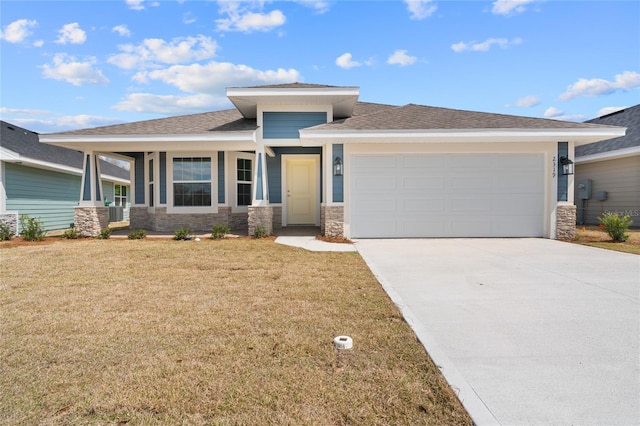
0,212 -> 18,236
263,112 -> 327,139
272,206 -> 282,231
248,205 -> 273,236
74,206 -> 109,237
555,204 -> 576,240
321,205 -> 344,237
130,206 -> 242,233
575,155 -> 640,226
267,147 -> 323,203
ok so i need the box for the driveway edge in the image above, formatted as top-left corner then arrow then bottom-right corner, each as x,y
356,244 -> 500,426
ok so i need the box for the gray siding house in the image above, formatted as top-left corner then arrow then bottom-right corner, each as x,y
575,105 -> 640,226
0,121 -> 130,235
39,83 -> 625,239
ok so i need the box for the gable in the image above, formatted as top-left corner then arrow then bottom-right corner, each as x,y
263,112 -> 327,139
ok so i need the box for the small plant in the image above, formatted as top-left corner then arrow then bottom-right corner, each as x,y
253,224 -> 268,239
211,224 -> 231,239
174,226 -> 192,240
0,222 -> 13,241
19,215 -> 47,241
97,228 -> 112,239
62,225 -> 82,239
598,212 -> 633,242
128,229 -> 147,240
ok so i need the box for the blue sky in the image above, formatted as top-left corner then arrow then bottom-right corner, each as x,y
1,0 -> 639,134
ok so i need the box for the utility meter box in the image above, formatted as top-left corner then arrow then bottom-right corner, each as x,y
596,191 -> 608,201
578,179 -> 592,200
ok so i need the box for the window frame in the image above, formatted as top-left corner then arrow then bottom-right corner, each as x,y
166,152 -> 217,214
228,152 -> 254,213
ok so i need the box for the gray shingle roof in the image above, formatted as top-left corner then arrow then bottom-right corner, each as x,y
239,82 -> 343,89
314,104 -> 615,131
1,120 -> 129,179
576,104 -> 639,157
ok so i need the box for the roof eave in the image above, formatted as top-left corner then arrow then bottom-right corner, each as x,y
576,145 -> 640,164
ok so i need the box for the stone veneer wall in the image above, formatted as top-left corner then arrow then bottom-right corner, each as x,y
556,204 -> 576,240
0,212 -> 18,236
75,206 -> 109,237
321,205 -> 344,237
129,206 -> 247,234
271,206 -> 282,232
248,206 -> 273,236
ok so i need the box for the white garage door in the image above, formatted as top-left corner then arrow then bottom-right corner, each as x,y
349,153 -> 545,238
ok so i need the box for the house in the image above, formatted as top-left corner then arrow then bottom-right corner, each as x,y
1,120 -> 130,235
574,105 -> 640,226
39,83 -> 625,239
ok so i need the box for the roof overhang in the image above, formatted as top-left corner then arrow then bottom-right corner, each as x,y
298,127 -> 627,146
227,86 -> 360,119
39,131 -> 257,152
576,145 -> 640,164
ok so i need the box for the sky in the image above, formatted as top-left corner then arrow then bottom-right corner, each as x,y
1,0 -> 639,134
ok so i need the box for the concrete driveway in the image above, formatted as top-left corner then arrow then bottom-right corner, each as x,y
355,238 -> 639,426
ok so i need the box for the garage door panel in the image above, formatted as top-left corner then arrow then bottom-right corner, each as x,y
350,153 -> 545,238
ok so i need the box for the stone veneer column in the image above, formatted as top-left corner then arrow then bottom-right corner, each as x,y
0,213 -> 18,236
556,204 -> 577,240
322,205 -> 344,237
75,206 -> 109,237
248,206 -> 273,236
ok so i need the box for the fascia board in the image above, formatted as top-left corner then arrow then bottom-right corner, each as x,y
227,87 -> 359,97
0,146 -> 20,161
575,145 -> 640,164
299,128 -> 626,144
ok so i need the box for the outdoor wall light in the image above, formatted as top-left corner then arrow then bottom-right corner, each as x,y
333,156 -> 343,176
560,156 -> 574,175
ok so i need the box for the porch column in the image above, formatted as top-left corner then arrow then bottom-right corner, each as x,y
75,152 -> 108,236
248,145 -> 273,236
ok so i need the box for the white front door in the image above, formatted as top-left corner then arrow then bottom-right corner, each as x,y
285,156 -> 318,225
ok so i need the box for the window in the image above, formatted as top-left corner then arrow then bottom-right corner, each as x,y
173,157 -> 212,207
114,184 -> 127,207
237,158 -> 252,206
148,158 -> 154,207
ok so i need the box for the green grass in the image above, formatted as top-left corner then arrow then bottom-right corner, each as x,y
0,238 -> 471,425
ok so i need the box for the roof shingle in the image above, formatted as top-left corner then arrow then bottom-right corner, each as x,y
576,104 -> 639,157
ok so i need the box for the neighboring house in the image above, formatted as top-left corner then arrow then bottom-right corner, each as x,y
574,105 -> 640,226
39,83 -> 625,239
0,120 -> 130,235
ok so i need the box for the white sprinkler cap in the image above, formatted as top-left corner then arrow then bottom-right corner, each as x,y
333,335 -> 353,350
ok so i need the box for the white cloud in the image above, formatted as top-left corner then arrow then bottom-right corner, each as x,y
559,71 -> 640,101
41,53 -> 109,86
33,40 -> 44,47
492,0 -> 538,16
451,37 -> 522,52
336,53 -> 361,69
216,2 -> 286,33
404,0 -> 437,20
506,95 -> 540,108
387,49 -> 417,66
183,12 -> 196,24
131,61 -> 301,94
126,0 -> 145,10
113,93 -> 229,114
0,19 -> 37,43
544,106 -> 563,118
112,25 -> 131,37
0,107 -> 51,116
108,35 -> 218,70
597,106 -> 626,117
55,23 -> 86,45
543,106 -> 585,122
295,0 -> 330,14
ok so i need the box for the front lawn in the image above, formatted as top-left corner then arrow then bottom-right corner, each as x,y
0,238 -> 471,425
572,226 -> 640,255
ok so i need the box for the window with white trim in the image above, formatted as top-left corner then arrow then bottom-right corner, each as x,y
236,157 -> 252,206
173,157 -> 212,207
148,158 -> 154,207
114,184 -> 127,207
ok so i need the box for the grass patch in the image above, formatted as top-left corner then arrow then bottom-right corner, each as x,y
0,238 -> 471,425
572,226 -> 640,255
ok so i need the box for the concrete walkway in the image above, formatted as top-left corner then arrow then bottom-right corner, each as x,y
355,238 -> 640,426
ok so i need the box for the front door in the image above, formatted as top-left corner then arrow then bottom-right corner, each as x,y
285,156 -> 318,225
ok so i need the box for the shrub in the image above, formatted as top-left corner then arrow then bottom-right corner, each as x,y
19,215 -> 47,241
0,222 -> 13,241
253,224 -> 268,239
211,224 -> 231,239
97,228 -> 112,239
598,212 -> 633,242
174,226 -> 192,240
128,229 -> 147,240
62,226 -> 81,239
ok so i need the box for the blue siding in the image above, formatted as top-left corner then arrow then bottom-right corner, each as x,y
267,147 -> 323,203
133,153 -> 145,204
160,152 -> 167,204
94,160 -> 101,201
263,112 -> 327,139
332,144 -> 344,203
256,153 -> 264,200
5,163 -> 80,231
218,152 -> 225,204
82,154 -> 91,201
558,142 -> 569,201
